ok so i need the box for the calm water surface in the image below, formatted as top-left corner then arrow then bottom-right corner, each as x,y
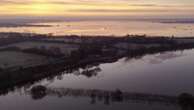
1,49 -> 194,110
0,20 -> 194,37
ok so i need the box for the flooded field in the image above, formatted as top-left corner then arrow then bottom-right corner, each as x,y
1,49 -> 194,110
0,20 -> 194,37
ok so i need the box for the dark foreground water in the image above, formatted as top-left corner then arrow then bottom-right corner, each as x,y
1,49 -> 194,110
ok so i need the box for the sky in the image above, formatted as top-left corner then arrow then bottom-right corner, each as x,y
0,0 -> 194,18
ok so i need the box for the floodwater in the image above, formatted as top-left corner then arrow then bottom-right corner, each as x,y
1,49 -> 194,110
0,20 -> 194,37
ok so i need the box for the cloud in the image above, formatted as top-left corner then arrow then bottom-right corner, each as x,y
0,0 -> 194,17
0,0 -> 194,7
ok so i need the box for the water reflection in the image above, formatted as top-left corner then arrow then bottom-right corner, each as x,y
0,65 -> 101,96
66,66 -> 101,78
144,51 -> 185,64
30,85 -> 47,100
28,85 -> 177,105
178,93 -> 194,110
1,49 -> 194,110
0,49 -> 191,97
0,21 -> 194,37
122,50 -> 185,65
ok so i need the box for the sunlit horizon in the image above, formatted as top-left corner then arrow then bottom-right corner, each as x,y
0,0 -> 194,17
0,0 -> 194,37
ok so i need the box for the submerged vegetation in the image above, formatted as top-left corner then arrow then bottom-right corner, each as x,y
27,85 -> 194,109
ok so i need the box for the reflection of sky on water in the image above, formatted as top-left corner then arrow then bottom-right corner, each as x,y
143,51 -> 185,64
0,92 -> 178,110
0,20 -> 194,37
31,49 -> 194,96
1,49 -> 194,110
